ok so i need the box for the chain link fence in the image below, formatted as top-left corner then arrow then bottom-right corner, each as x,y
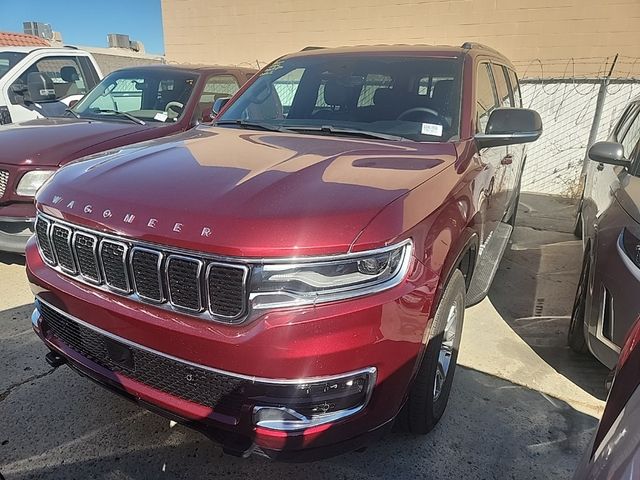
517,55 -> 640,197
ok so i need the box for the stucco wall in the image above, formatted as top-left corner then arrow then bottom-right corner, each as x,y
161,0 -> 639,74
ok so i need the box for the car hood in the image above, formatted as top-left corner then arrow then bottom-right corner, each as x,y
37,127 -> 456,257
0,118 -> 152,167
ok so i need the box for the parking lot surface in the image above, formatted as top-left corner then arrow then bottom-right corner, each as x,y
0,193 -> 608,479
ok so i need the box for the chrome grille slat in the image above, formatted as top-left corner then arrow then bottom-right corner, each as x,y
99,240 -> 130,293
207,263 -> 248,319
0,170 -> 8,197
73,232 -> 100,283
131,248 -> 164,302
51,224 -> 76,273
35,213 -> 249,324
166,255 -> 203,312
35,216 -> 55,264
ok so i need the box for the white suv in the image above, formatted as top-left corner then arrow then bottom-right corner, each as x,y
0,46 -> 102,125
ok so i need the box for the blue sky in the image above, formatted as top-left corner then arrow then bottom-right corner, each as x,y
0,0 -> 164,54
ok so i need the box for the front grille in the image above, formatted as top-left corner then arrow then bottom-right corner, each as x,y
51,225 -> 76,273
0,170 -> 8,197
100,240 -> 129,292
35,216 -> 55,263
131,248 -> 163,302
207,264 -> 247,318
40,302 -> 244,411
73,232 -> 100,282
35,213 -> 249,323
167,256 -> 202,311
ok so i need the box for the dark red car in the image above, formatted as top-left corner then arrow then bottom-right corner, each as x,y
573,315 -> 640,478
26,44 -> 541,460
0,64 -> 255,252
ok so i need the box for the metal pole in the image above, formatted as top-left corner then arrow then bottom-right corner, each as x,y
580,54 -> 619,177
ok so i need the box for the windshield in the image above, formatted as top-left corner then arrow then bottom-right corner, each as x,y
72,68 -> 199,123
218,55 -> 462,142
0,52 -> 27,80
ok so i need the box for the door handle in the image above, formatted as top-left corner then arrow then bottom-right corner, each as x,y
501,154 -> 513,165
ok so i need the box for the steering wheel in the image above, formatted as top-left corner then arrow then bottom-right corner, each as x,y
165,101 -> 184,118
397,107 -> 440,121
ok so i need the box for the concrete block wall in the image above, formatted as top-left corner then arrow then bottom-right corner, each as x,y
161,0 -> 639,72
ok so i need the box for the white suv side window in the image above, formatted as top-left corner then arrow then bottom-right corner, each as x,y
10,56 -> 88,104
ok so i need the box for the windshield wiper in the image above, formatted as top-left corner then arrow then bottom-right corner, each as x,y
285,125 -> 408,142
65,108 -> 81,119
95,109 -> 145,125
215,119 -> 286,133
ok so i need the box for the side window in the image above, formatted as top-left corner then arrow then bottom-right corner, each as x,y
417,76 -> 454,97
273,68 -> 304,115
507,69 -> 522,108
357,74 -> 392,107
615,104 -> 639,143
620,108 -> 640,162
196,74 -> 240,121
10,56 -> 89,104
492,64 -> 512,107
476,63 -> 497,133
77,56 -> 100,90
198,75 -> 240,105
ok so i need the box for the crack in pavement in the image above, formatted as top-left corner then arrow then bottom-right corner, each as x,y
0,368 -> 56,403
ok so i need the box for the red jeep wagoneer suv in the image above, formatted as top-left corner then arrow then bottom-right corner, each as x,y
26,43 -> 541,460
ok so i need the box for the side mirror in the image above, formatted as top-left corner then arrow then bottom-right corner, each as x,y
475,108 -> 543,148
212,97 -> 231,117
588,141 -> 630,167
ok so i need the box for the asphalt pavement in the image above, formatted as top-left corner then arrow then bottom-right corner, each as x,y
0,193 -> 608,479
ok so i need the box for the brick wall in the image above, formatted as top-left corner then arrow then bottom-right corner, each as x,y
161,0 -> 640,74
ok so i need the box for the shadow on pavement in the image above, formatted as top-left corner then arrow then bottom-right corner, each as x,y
0,364 -> 596,480
0,252 -> 25,267
489,193 -> 609,401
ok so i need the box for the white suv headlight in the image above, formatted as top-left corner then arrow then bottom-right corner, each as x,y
250,240 -> 413,310
17,170 -> 56,196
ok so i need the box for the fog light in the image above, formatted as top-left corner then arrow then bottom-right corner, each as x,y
252,368 -> 376,431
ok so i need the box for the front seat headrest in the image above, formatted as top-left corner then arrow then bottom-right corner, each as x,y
323,79 -> 350,107
60,66 -> 79,82
26,72 -> 55,102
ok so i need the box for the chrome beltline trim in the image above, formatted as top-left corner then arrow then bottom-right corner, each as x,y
34,296 -> 377,386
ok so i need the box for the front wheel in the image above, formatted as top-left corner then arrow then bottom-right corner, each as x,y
398,269 -> 466,434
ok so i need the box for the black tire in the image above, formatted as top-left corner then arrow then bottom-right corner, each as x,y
568,249 -> 590,353
507,172 -> 522,228
507,193 -> 520,227
398,269 -> 466,434
573,201 -> 583,239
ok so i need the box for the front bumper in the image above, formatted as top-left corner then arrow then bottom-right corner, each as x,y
26,235 -> 435,459
0,203 -> 37,253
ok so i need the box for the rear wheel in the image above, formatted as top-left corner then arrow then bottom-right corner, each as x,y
399,269 -> 466,433
507,192 -> 520,227
568,250 -> 590,353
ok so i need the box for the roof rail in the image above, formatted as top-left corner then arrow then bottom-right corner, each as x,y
461,42 -> 500,55
300,46 -> 325,51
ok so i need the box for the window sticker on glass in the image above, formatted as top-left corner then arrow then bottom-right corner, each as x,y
421,123 -> 443,136
154,112 -> 168,122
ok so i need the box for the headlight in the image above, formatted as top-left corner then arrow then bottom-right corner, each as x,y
250,240 -> 413,310
16,170 -> 56,196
